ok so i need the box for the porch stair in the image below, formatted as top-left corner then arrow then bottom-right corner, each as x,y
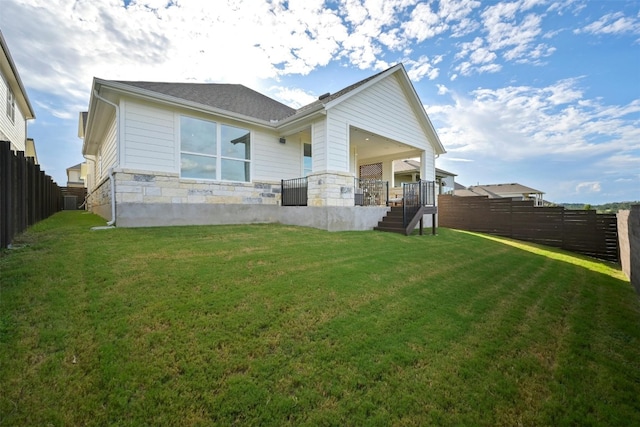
373,206 -> 423,235
374,206 -> 405,234
374,206 -> 437,236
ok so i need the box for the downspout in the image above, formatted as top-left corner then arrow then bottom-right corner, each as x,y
92,90 -> 119,226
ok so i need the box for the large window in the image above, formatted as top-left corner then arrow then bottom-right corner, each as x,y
6,86 -> 15,123
180,116 -> 251,182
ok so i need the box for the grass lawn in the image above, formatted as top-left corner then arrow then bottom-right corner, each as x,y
1,211 -> 639,426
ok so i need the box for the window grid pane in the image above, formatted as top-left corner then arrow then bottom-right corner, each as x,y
221,125 -> 251,160
181,153 -> 217,180
180,116 -> 251,182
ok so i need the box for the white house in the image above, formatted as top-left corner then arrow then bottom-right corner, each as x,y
66,162 -> 86,188
79,63 -> 446,231
393,159 -> 457,194
0,30 -> 37,160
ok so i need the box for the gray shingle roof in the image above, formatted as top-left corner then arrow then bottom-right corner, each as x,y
112,65 -> 402,124
293,66 -> 391,116
115,81 -> 296,122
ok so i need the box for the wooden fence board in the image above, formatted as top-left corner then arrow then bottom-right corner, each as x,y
0,141 -> 62,249
438,194 -> 618,262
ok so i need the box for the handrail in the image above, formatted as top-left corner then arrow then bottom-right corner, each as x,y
354,178 -> 389,206
403,180 -> 436,227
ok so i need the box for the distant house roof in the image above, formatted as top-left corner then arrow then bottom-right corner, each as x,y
468,183 -> 544,196
0,30 -> 35,120
393,159 -> 457,177
67,163 -> 83,172
394,159 -> 421,173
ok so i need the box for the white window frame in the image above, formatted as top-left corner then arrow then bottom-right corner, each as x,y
303,142 -> 312,176
179,115 -> 252,183
6,86 -> 15,123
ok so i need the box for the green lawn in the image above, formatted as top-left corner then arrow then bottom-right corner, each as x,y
1,211 -> 639,426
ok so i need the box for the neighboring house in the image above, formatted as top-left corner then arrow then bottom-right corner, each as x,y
393,159 -> 456,194
79,63 -> 446,231
66,162 -> 86,188
0,30 -> 37,160
455,183 -> 545,206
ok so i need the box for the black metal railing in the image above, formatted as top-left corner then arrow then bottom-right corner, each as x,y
354,178 -> 389,206
403,180 -> 436,227
281,177 -> 308,206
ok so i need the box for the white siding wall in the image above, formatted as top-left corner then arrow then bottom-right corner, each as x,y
0,73 -> 27,152
325,114 -> 349,171
120,98 -> 302,181
97,111 -> 118,184
122,99 -> 176,173
326,74 -> 432,172
252,128 -> 301,180
312,119 -> 327,171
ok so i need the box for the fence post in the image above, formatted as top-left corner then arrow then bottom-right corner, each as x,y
0,141 -> 11,248
0,142 -> 63,249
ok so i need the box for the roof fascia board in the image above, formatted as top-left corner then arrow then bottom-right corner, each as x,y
394,66 -> 446,156
274,105 -> 326,133
82,78 -> 108,155
94,78 -> 276,130
0,31 -> 35,119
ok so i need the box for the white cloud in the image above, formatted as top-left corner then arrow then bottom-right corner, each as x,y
575,182 -> 601,194
575,11 -> 640,35
402,2 -> 447,42
268,86 -> 317,109
437,84 -> 449,95
402,0 -> 481,42
478,1 -> 555,65
430,79 -> 640,167
405,55 -> 442,81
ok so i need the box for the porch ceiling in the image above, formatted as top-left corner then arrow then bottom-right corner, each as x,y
350,127 -> 420,160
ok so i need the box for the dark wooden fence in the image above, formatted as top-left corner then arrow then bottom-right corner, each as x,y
60,186 -> 88,209
438,195 -> 618,262
0,140 -> 62,249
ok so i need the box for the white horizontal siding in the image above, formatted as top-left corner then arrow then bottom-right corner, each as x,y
343,75 -> 427,149
252,129 -> 301,180
122,99 -> 176,173
0,72 -> 27,152
97,111 -> 118,184
312,119 -> 327,171
325,73 -> 432,172
325,116 -> 348,171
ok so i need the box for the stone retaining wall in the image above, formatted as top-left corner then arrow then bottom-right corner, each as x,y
114,169 -> 281,206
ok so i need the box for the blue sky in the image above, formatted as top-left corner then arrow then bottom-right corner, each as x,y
1,0 -> 638,204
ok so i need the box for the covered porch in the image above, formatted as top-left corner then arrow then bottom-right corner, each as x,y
279,125 -> 436,208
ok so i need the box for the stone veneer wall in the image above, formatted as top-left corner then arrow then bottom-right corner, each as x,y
307,171 -> 355,207
114,169 -> 281,206
87,169 -> 392,231
86,175 -> 113,220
